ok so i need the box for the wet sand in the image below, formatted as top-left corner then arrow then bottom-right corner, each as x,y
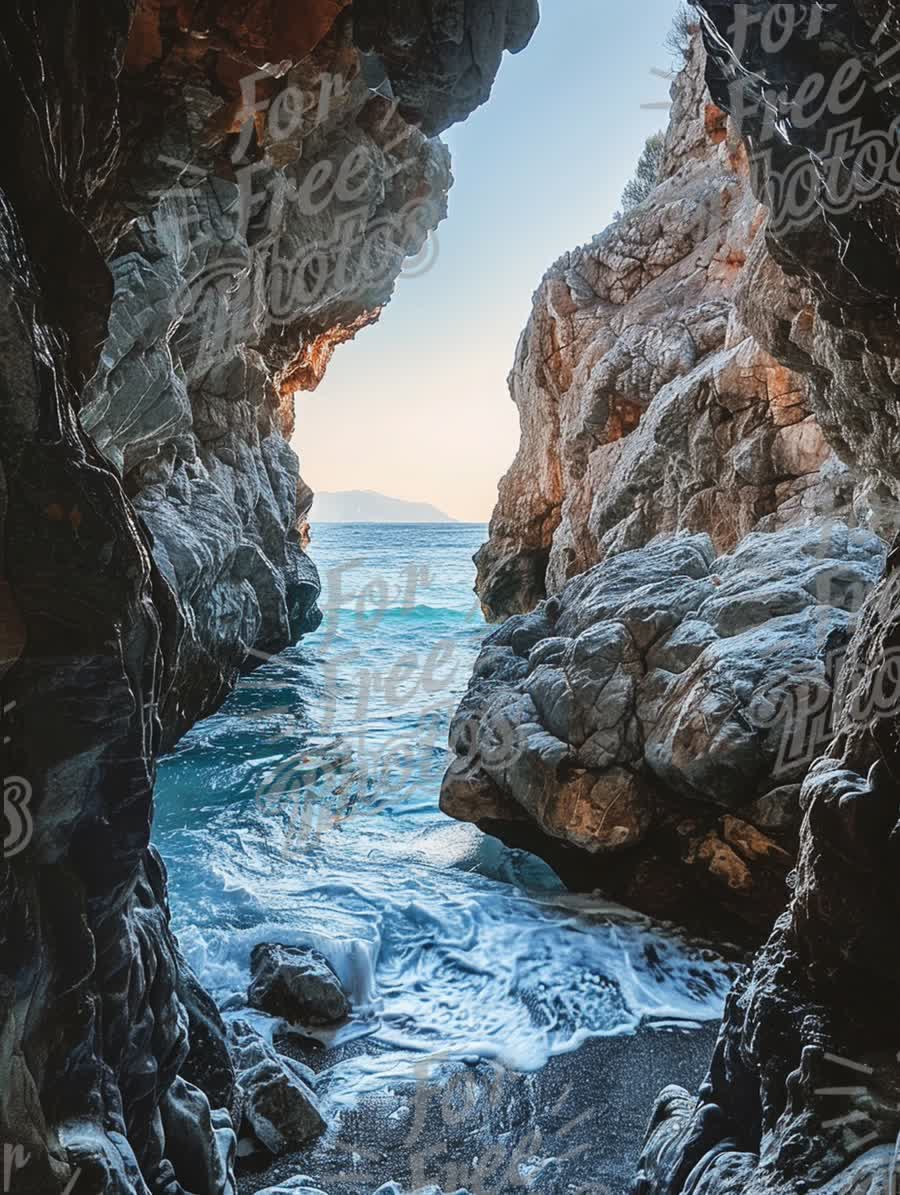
237,1022 -> 718,1195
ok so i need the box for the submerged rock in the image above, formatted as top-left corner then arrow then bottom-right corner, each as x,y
443,524 -> 884,939
248,944 -> 351,1025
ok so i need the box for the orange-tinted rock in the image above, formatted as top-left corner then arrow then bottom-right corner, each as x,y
125,0 -> 164,69
476,36 -> 857,623
0,5 -> 537,1192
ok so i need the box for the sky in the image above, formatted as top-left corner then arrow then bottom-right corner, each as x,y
294,0 -> 683,522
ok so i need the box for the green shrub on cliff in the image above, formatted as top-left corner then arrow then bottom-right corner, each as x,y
618,131 -> 665,214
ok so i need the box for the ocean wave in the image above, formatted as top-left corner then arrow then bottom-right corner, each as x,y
155,523 -> 732,1118
171,835 -> 735,1090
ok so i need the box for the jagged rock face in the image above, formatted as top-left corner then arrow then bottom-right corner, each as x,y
699,2 -> 900,518
635,4 -> 900,1194
443,524 -> 883,939
77,9 -> 457,743
354,0 -> 540,135
475,37 -> 862,624
0,4 -> 538,1194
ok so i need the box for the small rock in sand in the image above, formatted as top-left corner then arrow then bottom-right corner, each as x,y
229,1021 -> 325,1155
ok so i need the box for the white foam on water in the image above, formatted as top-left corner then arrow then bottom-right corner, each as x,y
155,524 -> 736,1116
172,826 -> 734,1099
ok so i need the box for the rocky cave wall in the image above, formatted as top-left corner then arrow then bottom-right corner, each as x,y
0,3 -> 538,1193
634,3 -> 900,1193
475,33 -> 884,625
445,1 -> 900,1191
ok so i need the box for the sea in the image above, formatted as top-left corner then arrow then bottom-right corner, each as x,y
153,522 -> 731,1115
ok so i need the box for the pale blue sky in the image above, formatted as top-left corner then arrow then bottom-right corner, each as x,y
297,0 -> 683,521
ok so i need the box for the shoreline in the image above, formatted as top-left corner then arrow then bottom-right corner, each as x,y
237,1022 -> 719,1195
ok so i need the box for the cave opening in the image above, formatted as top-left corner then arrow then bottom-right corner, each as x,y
5,2 -> 900,1195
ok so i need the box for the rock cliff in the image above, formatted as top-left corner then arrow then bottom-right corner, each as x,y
0,3 -> 537,1193
451,7 -> 900,1189
634,3 -> 900,1193
449,31 -> 890,937
475,35 -> 870,624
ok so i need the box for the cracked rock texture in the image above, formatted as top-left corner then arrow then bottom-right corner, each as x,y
475,35 -> 866,624
443,524 -> 883,940
0,3 -> 537,1194
448,10 -> 900,1188
632,3 -> 900,1194
229,1024 -> 324,1156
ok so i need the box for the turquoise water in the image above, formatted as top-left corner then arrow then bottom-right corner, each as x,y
154,523 -> 730,1105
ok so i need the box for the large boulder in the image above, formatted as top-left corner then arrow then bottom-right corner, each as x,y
239,1060 -> 325,1156
443,524 -> 884,939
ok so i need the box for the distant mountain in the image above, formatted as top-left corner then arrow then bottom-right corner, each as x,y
311,490 -> 457,523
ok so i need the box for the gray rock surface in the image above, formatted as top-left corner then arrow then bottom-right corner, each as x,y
443,525 -> 884,938
228,1022 -> 326,1157
248,945 -> 350,1026
239,1060 -> 324,1156
230,1020 -> 317,1088
0,4 -> 537,1193
353,0 -> 538,135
